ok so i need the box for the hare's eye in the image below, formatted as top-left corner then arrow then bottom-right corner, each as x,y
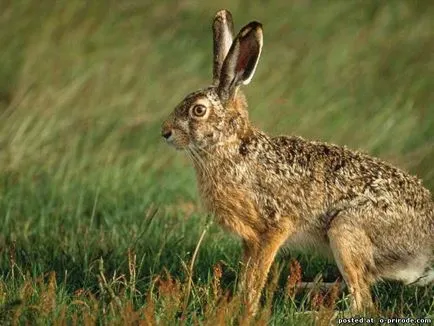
191,104 -> 207,117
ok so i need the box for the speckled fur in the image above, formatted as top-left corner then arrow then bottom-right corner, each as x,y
161,10 -> 434,314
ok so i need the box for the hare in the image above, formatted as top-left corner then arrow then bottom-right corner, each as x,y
161,9 -> 434,314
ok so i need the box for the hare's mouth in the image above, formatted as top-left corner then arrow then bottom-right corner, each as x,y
164,134 -> 190,151
169,143 -> 187,151
164,138 -> 185,150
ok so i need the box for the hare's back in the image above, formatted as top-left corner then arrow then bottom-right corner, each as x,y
270,135 -> 433,216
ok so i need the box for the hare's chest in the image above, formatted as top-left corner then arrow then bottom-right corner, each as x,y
197,175 -> 266,241
196,162 -> 250,208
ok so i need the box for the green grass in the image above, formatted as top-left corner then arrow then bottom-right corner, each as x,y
0,0 -> 433,324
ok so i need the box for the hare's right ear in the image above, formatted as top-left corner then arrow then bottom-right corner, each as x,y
212,10 -> 234,85
217,22 -> 263,102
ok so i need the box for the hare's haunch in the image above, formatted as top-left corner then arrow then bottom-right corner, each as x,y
161,9 -> 434,314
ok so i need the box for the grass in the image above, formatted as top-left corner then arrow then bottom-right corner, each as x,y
0,0 -> 433,324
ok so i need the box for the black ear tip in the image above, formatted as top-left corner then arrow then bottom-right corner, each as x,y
239,21 -> 263,38
249,21 -> 262,29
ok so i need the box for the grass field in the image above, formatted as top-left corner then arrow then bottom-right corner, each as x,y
0,0 -> 433,324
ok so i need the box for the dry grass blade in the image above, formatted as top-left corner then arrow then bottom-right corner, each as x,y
182,224 -> 209,315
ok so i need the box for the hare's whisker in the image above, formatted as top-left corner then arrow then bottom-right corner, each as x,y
189,146 -> 218,188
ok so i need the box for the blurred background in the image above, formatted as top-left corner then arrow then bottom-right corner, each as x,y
1,1 -> 433,193
0,0 -> 433,322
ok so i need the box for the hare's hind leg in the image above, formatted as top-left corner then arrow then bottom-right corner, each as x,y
327,223 -> 376,313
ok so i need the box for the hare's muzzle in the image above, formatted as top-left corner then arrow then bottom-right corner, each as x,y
161,120 -> 174,143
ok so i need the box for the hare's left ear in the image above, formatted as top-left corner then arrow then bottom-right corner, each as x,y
212,10 -> 234,85
217,22 -> 263,102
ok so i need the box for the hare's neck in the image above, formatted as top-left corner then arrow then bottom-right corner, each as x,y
190,127 -> 267,172
189,141 -> 240,170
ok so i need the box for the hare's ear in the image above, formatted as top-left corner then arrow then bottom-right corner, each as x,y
212,10 -> 234,85
217,21 -> 263,102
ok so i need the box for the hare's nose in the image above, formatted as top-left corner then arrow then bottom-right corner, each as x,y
162,130 -> 172,140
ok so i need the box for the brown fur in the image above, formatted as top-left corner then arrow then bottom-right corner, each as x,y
161,10 -> 434,314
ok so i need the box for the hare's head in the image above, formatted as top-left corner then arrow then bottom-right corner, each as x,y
161,10 -> 263,151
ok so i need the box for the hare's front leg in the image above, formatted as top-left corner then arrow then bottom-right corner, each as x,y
239,231 -> 289,315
